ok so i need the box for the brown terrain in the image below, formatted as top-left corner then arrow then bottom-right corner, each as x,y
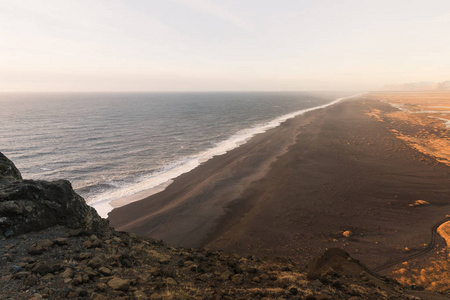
109,92 -> 450,293
364,92 -> 450,292
3,92 -> 450,299
3,152 -> 448,299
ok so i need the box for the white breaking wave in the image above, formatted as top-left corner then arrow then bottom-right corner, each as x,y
90,93 -> 364,217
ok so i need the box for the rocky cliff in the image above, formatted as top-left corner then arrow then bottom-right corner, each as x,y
0,152 -> 22,184
0,152 -> 108,238
0,152 -> 448,299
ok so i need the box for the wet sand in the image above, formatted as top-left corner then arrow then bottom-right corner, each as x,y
108,95 -> 450,272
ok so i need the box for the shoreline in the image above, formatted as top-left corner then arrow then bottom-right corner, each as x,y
108,94 -> 450,273
95,93 -> 360,218
108,104 -> 324,245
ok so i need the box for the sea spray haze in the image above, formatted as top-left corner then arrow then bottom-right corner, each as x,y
0,92 -> 348,216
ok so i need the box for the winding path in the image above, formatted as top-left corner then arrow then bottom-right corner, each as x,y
374,218 -> 450,272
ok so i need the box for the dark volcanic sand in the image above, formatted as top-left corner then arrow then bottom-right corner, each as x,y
108,98 -> 450,272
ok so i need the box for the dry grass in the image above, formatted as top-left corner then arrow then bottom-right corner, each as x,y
366,92 -> 450,167
392,251 -> 450,293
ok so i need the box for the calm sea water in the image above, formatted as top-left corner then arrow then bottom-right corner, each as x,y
0,92 -> 350,217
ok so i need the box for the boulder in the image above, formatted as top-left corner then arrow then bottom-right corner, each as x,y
409,200 -> 430,207
0,152 -> 22,184
32,262 -> 54,275
0,152 -> 108,237
107,276 -> 131,291
87,256 -> 103,269
307,248 -> 375,280
342,230 -> 353,238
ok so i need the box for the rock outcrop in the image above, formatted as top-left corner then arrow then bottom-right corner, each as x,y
0,152 -> 107,238
307,248 -> 375,280
0,152 -> 22,184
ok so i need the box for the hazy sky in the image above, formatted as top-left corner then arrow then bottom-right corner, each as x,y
1,0 -> 450,92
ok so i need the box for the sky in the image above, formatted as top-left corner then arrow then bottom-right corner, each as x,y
1,0 -> 450,92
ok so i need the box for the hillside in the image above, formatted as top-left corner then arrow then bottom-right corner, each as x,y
0,152 -> 448,299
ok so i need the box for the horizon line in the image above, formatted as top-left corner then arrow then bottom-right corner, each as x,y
0,89 -> 366,94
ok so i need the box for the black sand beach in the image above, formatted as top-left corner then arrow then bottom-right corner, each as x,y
109,96 -> 450,273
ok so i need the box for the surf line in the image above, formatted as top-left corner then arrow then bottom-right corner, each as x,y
92,92 -> 366,218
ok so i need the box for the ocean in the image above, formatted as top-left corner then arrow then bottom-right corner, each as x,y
0,91 -> 350,217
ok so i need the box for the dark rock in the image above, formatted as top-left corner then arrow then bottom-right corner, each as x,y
91,239 -> 102,248
98,266 -> 112,276
307,248 -> 376,280
108,276 -> 131,291
231,274 -> 243,285
32,262 -> 54,275
88,256 -> 103,269
82,240 -> 92,248
95,282 -> 108,292
68,229 -> 84,237
67,291 -> 78,298
84,267 -> 98,279
77,253 -> 91,260
24,274 -> 39,286
0,201 -> 22,215
0,218 -> 10,227
61,288 -> 74,297
220,270 -> 233,281
28,244 -> 44,255
92,294 -> 108,300
13,271 -> 31,279
4,228 -> 14,238
9,265 -> 22,273
36,239 -> 53,248
120,258 -> 132,268
54,238 -> 68,246
0,152 -> 22,184
22,257 -> 35,263
0,152 -> 108,237
71,275 -> 83,286
52,263 -> 64,272
60,268 -> 74,279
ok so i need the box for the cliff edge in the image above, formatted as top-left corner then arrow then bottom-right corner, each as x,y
0,152 -> 108,238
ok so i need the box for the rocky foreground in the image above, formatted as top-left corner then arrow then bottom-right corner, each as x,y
0,152 -> 448,300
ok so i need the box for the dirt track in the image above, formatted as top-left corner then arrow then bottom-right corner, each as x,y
374,218 -> 450,272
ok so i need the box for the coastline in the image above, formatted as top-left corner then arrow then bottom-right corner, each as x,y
96,94 -> 359,217
108,94 -> 450,274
